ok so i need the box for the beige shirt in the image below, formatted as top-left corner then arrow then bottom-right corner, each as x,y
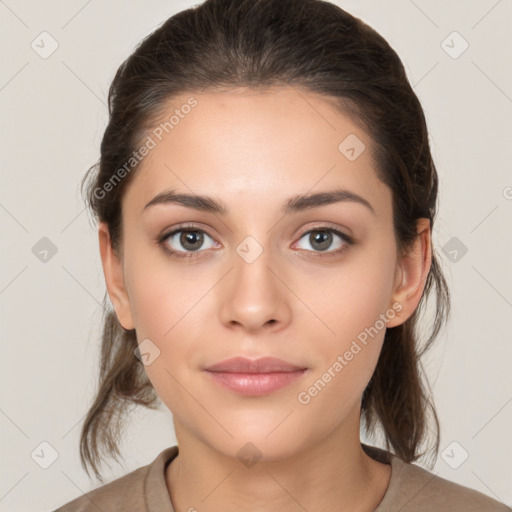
54,444 -> 510,511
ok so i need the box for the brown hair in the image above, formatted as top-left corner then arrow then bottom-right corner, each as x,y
80,0 -> 450,482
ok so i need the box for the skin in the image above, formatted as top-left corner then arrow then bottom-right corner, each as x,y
99,86 -> 431,512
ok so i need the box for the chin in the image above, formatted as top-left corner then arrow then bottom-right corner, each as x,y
204,424 -> 312,464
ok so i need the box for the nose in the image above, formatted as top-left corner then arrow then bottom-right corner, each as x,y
218,242 -> 292,333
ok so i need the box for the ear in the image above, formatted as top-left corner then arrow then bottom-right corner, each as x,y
98,222 -> 135,330
386,218 -> 432,328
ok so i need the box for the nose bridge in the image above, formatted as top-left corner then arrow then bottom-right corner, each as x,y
233,233 -> 279,299
233,236 -> 275,288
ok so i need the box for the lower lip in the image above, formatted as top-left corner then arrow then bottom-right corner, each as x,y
205,370 -> 307,396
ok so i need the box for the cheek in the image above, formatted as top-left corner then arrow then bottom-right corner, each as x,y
300,241 -> 396,399
309,240 -> 397,345
297,283 -> 392,422
123,238 -> 210,340
122,244 -> 212,405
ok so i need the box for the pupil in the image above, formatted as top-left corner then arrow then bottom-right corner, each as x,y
181,231 -> 203,251
311,231 -> 331,251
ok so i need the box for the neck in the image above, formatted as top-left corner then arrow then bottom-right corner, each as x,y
165,407 -> 391,512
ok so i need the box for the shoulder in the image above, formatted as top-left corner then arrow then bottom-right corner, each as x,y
363,444 -> 510,512
53,465 -> 148,512
395,461 -> 509,511
53,446 -> 178,512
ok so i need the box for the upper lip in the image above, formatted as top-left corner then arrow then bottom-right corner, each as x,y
205,356 -> 307,373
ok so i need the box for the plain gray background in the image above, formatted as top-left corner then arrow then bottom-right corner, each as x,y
1,1 -> 511,510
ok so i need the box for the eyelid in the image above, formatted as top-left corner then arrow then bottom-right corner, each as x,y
159,222 -> 215,241
297,222 -> 353,240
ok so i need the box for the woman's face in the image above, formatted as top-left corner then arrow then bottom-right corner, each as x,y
101,86 -> 418,461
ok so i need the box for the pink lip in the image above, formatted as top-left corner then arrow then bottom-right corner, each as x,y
204,357 -> 308,396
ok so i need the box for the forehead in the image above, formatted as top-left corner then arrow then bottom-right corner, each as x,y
123,86 -> 391,218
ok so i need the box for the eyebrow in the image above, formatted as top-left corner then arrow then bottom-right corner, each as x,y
143,188 -> 376,216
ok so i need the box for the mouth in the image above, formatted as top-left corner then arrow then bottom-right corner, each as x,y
203,356 -> 309,396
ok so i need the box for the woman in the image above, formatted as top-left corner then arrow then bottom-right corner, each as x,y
55,0 -> 508,510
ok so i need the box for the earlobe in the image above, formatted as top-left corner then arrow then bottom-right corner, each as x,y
387,219 -> 432,328
98,223 -> 135,331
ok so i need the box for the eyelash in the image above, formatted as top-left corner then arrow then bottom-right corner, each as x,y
157,223 -> 355,260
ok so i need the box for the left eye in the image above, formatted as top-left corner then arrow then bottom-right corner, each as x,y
294,229 -> 351,253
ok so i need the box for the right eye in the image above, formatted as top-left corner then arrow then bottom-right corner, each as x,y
159,226 -> 219,258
